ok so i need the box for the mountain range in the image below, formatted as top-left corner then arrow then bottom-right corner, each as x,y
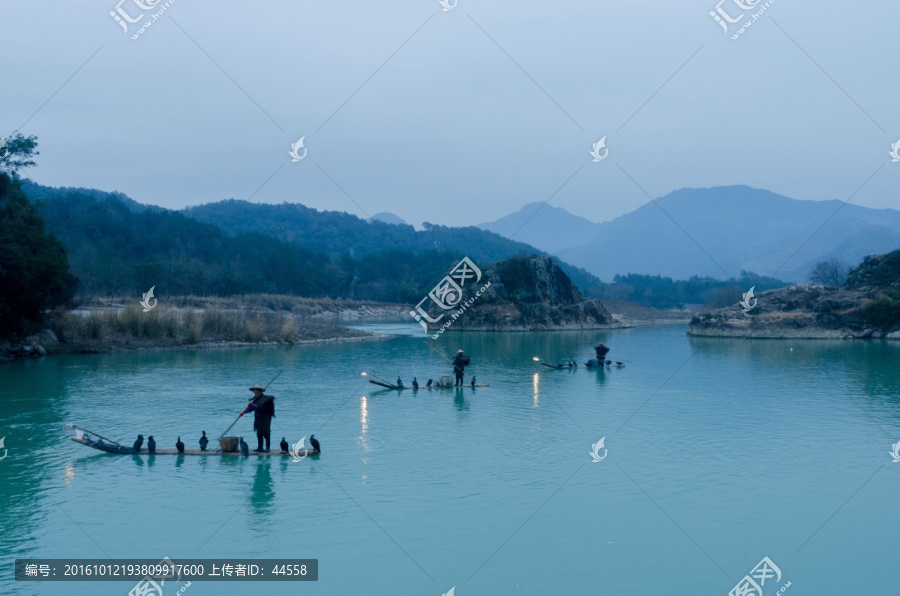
479,186 -> 900,282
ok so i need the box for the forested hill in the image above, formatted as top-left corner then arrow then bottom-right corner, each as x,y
24,181 -> 582,302
183,199 -> 538,262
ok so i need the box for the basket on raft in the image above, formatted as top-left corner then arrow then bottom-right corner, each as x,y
218,436 -> 239,452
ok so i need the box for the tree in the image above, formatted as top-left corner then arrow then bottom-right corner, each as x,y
0,133 -> 38,176
0,135 -> 78,337
809,258 -> 849,287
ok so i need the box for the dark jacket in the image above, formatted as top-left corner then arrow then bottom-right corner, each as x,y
244,394 -> 275,420
452,353 -> 469,374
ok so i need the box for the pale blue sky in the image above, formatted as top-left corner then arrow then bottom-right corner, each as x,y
2,0 -> 897,227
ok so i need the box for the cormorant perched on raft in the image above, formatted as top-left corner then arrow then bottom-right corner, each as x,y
412,377 -> 418,389
175,437 -> 185,453
616,361 -> 624,367
309,435 -> 320,454
568,361 -> 574,368
147,436 -> 156,454
426,379 -> 433,387
471,376 -> 476,387
239,437 -> 249,456
199,431 -> 209,451
280,437 -> 289,454
397,377 -> 404,389
133,434 -> 144,452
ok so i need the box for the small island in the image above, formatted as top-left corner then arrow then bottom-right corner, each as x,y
424,255 -> 629,332
687,250 -> 900,339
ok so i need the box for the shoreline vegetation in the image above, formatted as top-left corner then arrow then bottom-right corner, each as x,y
688,251 -> 900,340
1,297 -> 409,362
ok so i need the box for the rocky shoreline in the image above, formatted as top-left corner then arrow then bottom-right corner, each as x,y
687,283 -> 900,340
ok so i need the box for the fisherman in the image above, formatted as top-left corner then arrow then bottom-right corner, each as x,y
452,349 -> 470,386
594,343 -> 611,367
241,384 -> 276,453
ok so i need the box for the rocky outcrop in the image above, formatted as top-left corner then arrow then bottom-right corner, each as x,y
0,329 -> 58,362
687,251 -> 900,339
425,255 -> 628,332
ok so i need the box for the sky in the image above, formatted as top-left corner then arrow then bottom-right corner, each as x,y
2,0 -> 898,228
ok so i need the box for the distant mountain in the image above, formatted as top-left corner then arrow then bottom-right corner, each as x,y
479,203 -> 601,253
369,212 -> 407,225
184,199 -> 541,263
483,186 -> 900,282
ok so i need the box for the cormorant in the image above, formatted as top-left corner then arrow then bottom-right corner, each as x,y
309,435 -> 320,453
568,361 -> 574,368
199,431 -> 209,451
133,434 -> 144,452
412,377 -> 418,389
605,359 -> 612,366
239,437 -> 249,456
147,436 -> 156,454
396,377 -> 404,389
426,379 -> 433,387
175,437 -> 185,453
280,437 -> 289,454
616,361 -> 624,366
471,376 -> 476,387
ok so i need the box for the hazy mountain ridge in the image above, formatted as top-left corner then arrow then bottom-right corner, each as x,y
480,186 -> 900,282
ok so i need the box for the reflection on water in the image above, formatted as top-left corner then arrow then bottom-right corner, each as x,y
359,396 -> 371,459
62,464 -> 75,486
251,461 -> 274,518
453,388 -> 469,412
533,372 -> 539,408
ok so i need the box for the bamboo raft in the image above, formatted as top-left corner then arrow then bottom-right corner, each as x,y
68,426 -> 317,457
367,379 -> 489,390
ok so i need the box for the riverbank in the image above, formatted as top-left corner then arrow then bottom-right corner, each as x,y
1,302 -> 389,362
687,283 -> 900,340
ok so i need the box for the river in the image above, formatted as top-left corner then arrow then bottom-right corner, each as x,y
1,323 -> 898,594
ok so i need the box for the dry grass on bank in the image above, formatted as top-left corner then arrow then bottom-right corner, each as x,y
50,304 -> 371,347
79,294 -> 410,317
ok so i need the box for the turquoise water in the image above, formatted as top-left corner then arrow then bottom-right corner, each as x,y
2,324 -> 899,595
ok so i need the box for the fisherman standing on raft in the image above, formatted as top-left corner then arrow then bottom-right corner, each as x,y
593,343 -> 611,367
241,384 -> 275,452
452,349 -> 470,386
